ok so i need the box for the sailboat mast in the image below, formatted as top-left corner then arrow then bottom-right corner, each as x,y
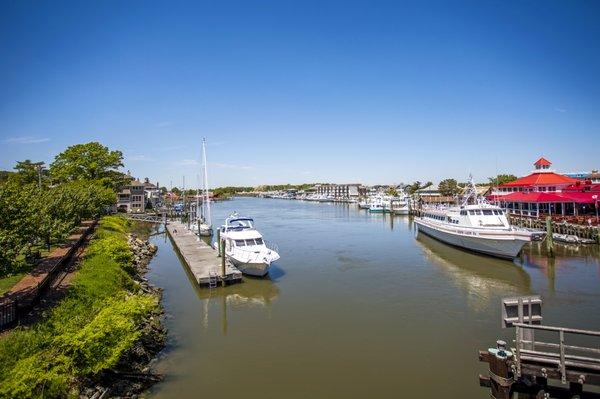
202,138 -> 212,226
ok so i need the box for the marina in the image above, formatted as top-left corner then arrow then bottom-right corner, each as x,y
146,197 -> 600,399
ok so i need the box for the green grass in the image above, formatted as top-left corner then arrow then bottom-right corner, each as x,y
0,273 -> 25,295
0,216 -> 158,398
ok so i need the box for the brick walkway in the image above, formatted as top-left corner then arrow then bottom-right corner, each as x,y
1,220 -> 97,307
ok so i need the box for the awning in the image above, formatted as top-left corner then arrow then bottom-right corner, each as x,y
489,192 -> 598,204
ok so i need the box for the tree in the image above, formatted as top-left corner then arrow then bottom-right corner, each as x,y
13,160 -> 47,186
50,142 -> 124,183
405,181 -> 433,195
438,178 -> 461,196
488,174 -> 518,186
386,187 -> 398,197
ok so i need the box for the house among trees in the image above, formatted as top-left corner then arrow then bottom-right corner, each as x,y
117,172 -> 161,213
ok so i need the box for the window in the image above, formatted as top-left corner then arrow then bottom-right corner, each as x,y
475,210 -> 482,215
235,240 -> 246,246
245,239 -> 255,246
482,210 -> 493,215
469,210 -> 476,215
255,238 -> 264,245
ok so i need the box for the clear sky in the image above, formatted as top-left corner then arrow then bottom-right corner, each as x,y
1,0 -> 599,188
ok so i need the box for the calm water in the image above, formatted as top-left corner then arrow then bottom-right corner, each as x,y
146,198 -> 600,399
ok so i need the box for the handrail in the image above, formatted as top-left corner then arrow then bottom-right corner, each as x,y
513,322 -> 600,337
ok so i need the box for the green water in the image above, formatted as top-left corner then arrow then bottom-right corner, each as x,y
146,198 -> 600,398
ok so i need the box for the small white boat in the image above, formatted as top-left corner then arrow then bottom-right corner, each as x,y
369,196 -> 386,213
219,214 -> 280,277
391,192 -> 410,215
414,179 -> 533,259
552,233 -> 595,245
358,199 -> 370,209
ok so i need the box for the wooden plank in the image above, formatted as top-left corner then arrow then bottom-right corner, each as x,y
166,221 -> 242,286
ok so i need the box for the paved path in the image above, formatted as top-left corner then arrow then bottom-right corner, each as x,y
166,221 -> 242,286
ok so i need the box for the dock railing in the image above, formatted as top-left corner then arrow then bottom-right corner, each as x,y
513,322 -> 600,384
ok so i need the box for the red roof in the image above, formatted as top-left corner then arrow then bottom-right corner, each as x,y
534,157 -> 552,166
500,172 -> 578,187
492,191 -> 598,204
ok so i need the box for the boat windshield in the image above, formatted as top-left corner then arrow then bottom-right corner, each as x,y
226,218 -> 254,231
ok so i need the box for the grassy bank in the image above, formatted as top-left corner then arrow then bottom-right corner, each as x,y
0,216 -> 160,398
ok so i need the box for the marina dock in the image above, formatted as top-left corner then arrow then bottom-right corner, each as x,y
165,221 -> 242,287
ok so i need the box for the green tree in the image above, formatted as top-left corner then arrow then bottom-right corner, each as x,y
13,160 -> 47,186
386,187 -> 398,197
50,142 -> 124,184
438,178 -> 461,196
405,181 -> 433,195
488,174 -> 518,185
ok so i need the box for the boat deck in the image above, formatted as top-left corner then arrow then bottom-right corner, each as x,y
166,221 -> 242,286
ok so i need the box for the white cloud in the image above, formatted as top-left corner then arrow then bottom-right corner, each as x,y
211,162 -> 254,170
129,154 -> 154,161
175,159 -> 199,166
5,136 -> 51,144
554,107 -> 567,113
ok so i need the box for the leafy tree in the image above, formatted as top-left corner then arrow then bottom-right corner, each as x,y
171,187 -> 181,195
405,181 -> 433,195
438,178 -> 461,196
12,160 -> 48,186
50,142 -> 123,184
386,187 -> 398,197
488,174 -> 518,185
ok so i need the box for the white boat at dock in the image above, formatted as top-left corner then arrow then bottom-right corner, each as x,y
414,179 -> 533,259
197,138 -> 213,236
219,213 -> 280,277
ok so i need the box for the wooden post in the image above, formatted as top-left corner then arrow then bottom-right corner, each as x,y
546,216 -> 554,258
220,237 -> 226,285
488,341 -> 514,399
216,229 -> 221,256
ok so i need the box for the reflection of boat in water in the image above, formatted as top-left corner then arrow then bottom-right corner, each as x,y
416,232 -> 531,310
196,278 -> 280,308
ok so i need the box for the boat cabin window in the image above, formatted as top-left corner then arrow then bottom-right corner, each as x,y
460,210 -> 467,216
245,239 -> 255,246
482,210 -> 493,215
469,210 -> 475,215
255,238 -> 264,245
235,239 -> 246,246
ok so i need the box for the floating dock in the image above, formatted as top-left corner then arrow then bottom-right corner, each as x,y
166,221 -> 242,287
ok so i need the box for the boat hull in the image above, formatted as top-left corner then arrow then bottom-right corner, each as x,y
229,258 -> 271,277
392,208 -> 409,215
415,219 -> 529,259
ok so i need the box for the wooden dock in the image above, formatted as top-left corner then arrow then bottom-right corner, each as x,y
165,221 -> 242,287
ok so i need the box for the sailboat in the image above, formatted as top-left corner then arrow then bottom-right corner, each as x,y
197,138 -> 213,237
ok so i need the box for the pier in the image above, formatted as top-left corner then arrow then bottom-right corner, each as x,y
165,221 -> 242,287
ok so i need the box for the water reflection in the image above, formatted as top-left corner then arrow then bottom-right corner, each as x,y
415,233 -> 531,312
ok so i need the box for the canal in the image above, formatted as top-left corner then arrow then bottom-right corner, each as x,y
146,197 -> 600,398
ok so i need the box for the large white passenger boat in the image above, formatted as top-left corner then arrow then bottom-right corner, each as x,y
220,214 -> 280,277
414,180 -> 533,259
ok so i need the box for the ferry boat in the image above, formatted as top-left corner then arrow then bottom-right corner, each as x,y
219,213 -> 280,277
414,180 -> 533,259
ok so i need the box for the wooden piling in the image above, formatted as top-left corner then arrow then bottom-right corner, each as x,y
220,238 -> 226,284
545,216 -> 554,258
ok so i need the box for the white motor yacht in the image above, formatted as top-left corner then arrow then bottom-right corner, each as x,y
414,179 -> 533,259
219,214 -> 280,277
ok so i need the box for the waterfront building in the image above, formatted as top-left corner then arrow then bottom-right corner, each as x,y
117,178 -> 146,213
143,178 -> 162,209
489,157 -> 600,219
314,184 -> 365,199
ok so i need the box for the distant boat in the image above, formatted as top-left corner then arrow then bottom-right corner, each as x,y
219,213 -> 280,277
414,178 -> 533,259
369,196 -> 386,213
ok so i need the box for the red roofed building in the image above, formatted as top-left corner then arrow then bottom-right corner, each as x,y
488,158 -> 600,221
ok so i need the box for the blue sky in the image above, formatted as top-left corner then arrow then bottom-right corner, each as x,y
1,0 -> 599,188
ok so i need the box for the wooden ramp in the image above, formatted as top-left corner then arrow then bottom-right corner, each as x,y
166,221 -> 242,287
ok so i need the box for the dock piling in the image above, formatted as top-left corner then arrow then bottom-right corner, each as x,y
545,217 -> 554,257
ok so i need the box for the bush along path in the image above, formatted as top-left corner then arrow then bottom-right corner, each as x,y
0,216 -> 166,398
